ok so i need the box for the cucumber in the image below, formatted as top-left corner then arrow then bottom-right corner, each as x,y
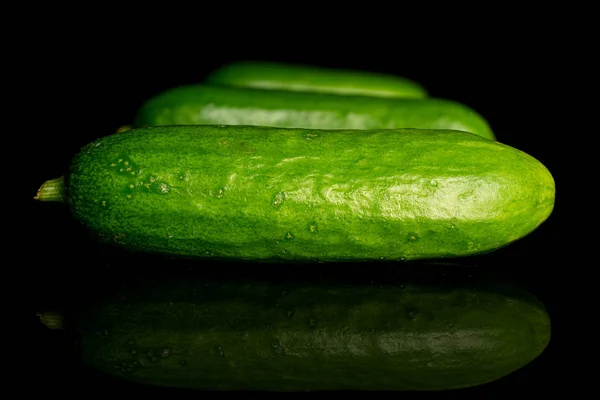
205,60 -> 428,99
34,125 -> 554,262
58,277 -> 550,391
133,84 -> 495,140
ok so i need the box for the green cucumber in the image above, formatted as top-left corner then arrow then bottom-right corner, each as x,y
34,125 -> 554,262
205,60 -> 428,98
133,84 -> 495,140
54,277 -> 550,391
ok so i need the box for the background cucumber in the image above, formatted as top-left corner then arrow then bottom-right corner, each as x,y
52,275 -> 550,391
34,125 -> 554,262
133,84 -> 495,140
204,60 -> 429,98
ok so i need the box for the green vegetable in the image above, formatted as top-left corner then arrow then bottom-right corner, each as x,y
34,125 -> 554,262
133,84 -> 495,140
205,60 -> 428,98
55,277 -> 550,391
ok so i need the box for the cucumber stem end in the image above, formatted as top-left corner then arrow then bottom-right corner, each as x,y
34,176 -> 66,203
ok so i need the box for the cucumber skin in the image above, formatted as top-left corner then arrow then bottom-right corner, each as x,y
133,84 -> 495,140
65,125 -> 554,262
76,279 -> 550,391
205,60 -> 429,99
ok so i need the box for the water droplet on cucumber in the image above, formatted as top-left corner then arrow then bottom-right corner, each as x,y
158,347 -> 172,358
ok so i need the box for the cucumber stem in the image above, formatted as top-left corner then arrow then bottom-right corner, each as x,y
34,176 -> 66,203
37,311 -> 64,330
116,124 -> 132,132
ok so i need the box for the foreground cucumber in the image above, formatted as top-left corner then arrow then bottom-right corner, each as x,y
50,278 -> 550,391
205,60 -> 428,98
133,84 -> 495,140
34,125 -> 554,261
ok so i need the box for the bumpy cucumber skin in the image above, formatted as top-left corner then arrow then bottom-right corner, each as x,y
77,280 -> 550,391
133,84 -> 495,140
66,125 -> 554,262
205,61 -> 429,99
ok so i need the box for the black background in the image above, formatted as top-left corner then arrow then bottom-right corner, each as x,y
24,15 -> 578,397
